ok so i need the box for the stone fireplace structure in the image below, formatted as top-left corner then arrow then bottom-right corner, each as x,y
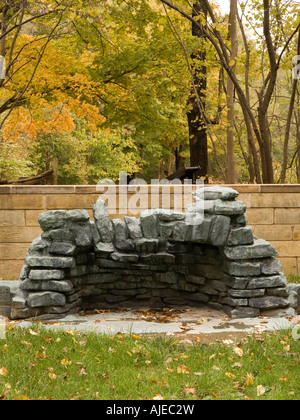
1,186 -> 297,320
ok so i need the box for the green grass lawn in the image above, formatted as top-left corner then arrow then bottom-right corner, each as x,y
0,326 -> 299,401
288,275 -> 300,284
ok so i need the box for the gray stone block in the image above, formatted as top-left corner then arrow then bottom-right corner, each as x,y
287,284 -> 300,295
135,239 -> 158,254
89,221 -> 101,245
25,256 -> 76,269
0,285 -> 11,304
194,186 -> 239,201
10,307 -> 32,320
66,210 -> 90,223
229,289 -> 265,298
87,273 -> 118,284
214,200 -> 246,216
71,225 -> 92,248
27,292 -> 66,308
140,210 -> 158,239
267,287 -> 289,297
208,280 -> 228,292
209,215 -> 231,246
29,269 -> 65,281
175,280 -> 198,292
116,240 -> 135,252
159,222 -> 176,239
95,242 -> 115,253
172,222 -> 190,242
187,275 -> 206,285
249,297 -> 289,309
224,239 -> 278,261
200,284 -> 219,296
225,261 -> 261,277
124,217 -> 143,239
156,272 -> 178,284
140,253 -> 175,265
96,259 -> 125,269
192,264 -> 223,280
112,289 -> 141,297
287,291 -> 299,309
21,279 -> 73,293
112,218 -> 128,242
155,209 -> 186,222
222,275 -> 249,290
38,211 -> 67,232
0,305 -> 11,317
260,308 -> 296,318
287,285 -> 300,310
11,296 -> 27,309
189,217 -> 212,243
228,307 -> 260,319
186,200 -> 208,214
69,265 -> 89,277
115,281 -> 138,290
186,292 -> 210,303
153,289 -> 180,298
227,226 -> 254,246
49,242 -> 76,256
111,253 -> 139,263
164,298 -> 187,306
20,265 -> 30,280
247,274 -> 287,289
106,295 -> 128,303
27,237 -> 49,256
261,258 -> 283,275
233,214 -> 248,227
220,297 -> 248,307
93,199 -> 113,243
49,229 -> 75,243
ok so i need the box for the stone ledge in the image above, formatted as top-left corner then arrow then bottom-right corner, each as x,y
1,184 -> 300,195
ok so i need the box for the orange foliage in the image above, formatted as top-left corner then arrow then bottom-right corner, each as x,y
2,35 -> 106,143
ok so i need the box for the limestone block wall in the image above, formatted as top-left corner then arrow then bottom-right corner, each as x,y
1,184 -> 300,280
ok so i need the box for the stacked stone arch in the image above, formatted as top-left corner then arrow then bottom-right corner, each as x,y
9,186 -> 296,320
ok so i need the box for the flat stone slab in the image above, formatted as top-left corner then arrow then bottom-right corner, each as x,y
13,309 -> 296,336
224,239 -> 278,260
25,256 -> 75,269
194,186 -> 239,201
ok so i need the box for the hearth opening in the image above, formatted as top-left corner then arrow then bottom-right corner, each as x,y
64,241 -> 229,314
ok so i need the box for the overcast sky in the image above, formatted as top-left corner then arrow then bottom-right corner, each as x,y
217,0 -> 230,14
216,0 -> 300,14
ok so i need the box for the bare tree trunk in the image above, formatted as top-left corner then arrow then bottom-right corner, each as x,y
158,158 -> 164,181
257,0 -> 276,183
168,155 -> 176,176
175,145 -> 185,170
280,27 -> 300,183
226,0 -> 238,184
238,13 -> 262,183
187,2 -> 208,180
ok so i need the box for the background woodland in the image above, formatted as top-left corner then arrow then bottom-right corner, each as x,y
0,0 -> 300,185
